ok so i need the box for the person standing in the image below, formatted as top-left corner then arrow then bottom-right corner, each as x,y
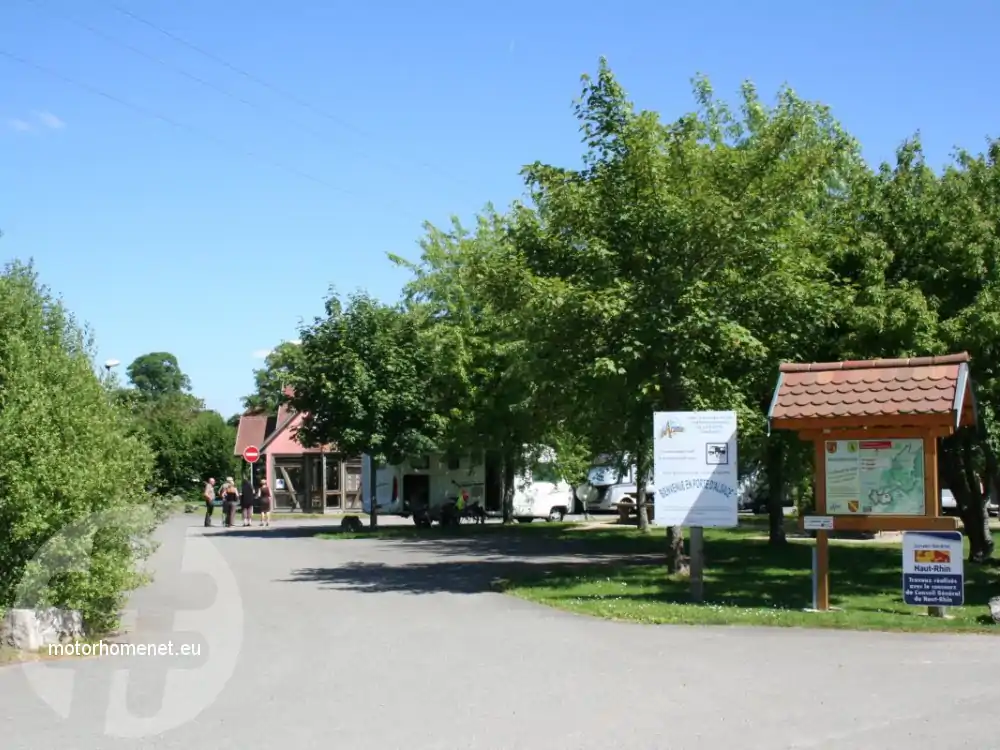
203,477 -> 217,527
240,478 -> 255,527
258,480 -> 272,527
222,477 -> 238,527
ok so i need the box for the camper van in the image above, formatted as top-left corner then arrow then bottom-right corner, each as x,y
573,455 -> 653,513
361,449 -> 573,526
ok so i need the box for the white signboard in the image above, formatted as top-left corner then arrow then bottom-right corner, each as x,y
652,411 -> 738,528
803,515 -> 834,530
902,531 -> 964,607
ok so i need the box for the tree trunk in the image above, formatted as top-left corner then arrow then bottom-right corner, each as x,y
765,435 -> 787,546
501,455 -> 515,525
959,434 -> 993,562
665,526 -> 688,574
368,454 -> 378,529
635,445 -> 651,534
941,432 -> 995,563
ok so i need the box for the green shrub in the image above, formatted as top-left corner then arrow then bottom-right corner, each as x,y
0,262 -> 157,634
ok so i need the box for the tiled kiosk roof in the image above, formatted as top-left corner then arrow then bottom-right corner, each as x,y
768,353 -> 977,431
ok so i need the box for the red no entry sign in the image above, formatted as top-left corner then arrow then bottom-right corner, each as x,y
243,445 -> 260,463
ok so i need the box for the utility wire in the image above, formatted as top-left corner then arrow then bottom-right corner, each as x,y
104,0 -> 472,189
0,47 -> 417,214
23,0 -> 459,191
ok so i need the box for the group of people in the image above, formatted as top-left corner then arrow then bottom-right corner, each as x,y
203,476 -> 273,528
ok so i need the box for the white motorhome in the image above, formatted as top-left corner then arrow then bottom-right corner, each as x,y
361,449 -> 574,526
573,455 -> 654,513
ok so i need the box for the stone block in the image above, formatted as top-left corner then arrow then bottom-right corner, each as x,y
1,608 -> 84,651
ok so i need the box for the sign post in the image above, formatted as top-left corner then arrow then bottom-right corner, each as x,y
243,445 -> 260,486
652,411 -> 739,603
689,526 -> 705,601
902,531 -> 964,617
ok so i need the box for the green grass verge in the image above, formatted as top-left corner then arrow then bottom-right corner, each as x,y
506,528 -> 1000,633
312,516 -> 1000,632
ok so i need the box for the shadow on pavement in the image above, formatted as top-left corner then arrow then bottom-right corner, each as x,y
282,556 -> 660,595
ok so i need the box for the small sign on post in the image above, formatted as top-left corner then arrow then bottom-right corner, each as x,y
902,531 -> 964,608
243,445 -> 260,464
803,516 -> 834,531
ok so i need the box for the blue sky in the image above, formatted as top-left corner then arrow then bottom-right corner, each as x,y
3,0 -> 998,418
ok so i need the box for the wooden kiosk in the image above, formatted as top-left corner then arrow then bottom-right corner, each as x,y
767,353 -> 977,611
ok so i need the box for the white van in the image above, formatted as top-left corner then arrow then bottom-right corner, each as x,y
361,449 -> 573,526
574,455 -> 653,513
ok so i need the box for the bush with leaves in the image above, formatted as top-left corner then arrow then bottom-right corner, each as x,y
0,262 -> 157,633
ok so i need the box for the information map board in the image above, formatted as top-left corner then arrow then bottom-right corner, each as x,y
824,439 -> 925,516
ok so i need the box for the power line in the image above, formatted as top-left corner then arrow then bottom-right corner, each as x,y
0,47 -> 413,210
104,0 -> 472,189
23,0 -> 461,191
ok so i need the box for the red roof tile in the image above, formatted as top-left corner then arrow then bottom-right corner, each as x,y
769,353 -> 975,426
233,414 -> 268,456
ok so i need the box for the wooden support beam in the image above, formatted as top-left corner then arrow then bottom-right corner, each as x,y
798,426 -> 954,441
813,440 -> 830,611
775,413 -> 953,432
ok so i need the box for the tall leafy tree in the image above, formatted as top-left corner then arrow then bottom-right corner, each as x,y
501,60 -> 858,561
390,211 -> 570,521
243,341 -> 303,414
287,292 -> 446,524
124,352 -> 237,494
126,351 -> 190,397
839,138 -> 1000,560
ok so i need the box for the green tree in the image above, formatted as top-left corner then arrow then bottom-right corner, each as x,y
243,341 -> 303,414
124,352 -> 237,495
390,211 -> 567,521
126,352 -> 191,397
839,137 -> 1000,561
0,261 -> 156,632
188,411 -> 239,483
502,60 -> 857,560
287,292 -> 447,523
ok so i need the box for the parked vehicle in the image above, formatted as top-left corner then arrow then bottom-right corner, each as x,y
360,448 -> 573,526
941,489 -> 957,515
941,488 -> 999,516
573,455 -> 653,513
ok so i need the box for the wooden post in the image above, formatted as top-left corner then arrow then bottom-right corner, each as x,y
813,440 -> 830,611
689,526 -> 704,602
321,450 -> 328,515
815,531 -> 830,611
369,454 -> 378,529
340,457 -> 348,511
923,435 -> 947,617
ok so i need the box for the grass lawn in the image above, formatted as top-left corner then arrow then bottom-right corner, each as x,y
312,515 -> 1000,632
506,525 -> 1000,634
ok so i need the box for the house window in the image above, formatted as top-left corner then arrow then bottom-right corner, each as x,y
447,455 -> 461,471
326,456 -> 341,492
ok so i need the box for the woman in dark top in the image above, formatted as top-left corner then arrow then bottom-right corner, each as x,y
258,480 -> 273,527
223,478 -> 239,527
240,479 -> 255,527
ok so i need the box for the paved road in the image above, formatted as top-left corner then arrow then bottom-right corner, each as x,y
3,514 -> 999,749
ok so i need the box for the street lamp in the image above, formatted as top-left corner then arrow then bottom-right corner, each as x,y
104,359 -> 120,373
